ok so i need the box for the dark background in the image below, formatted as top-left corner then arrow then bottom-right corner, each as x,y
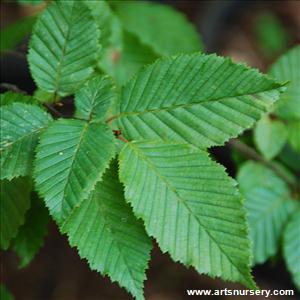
1,1 -> 300,299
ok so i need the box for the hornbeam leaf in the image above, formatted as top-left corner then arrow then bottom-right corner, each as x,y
62,161 -> 152,300
75,75 -> 116,122
0,178 -> 31,250
12,194 -> 49,268
28,1 -> 100,96
0,103 -> 52,180
112,1 -> 203,55
119,140 -> 255,289
269,45 -> 300,121
237,162 -> 297,265
283,209 -> 300,290
34,119 -> 115,224
116,54 -> 285,149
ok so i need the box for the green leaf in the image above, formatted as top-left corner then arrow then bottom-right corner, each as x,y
75,75 -> 116,121
0,284 -> 14,300
116,54 -> 285,149
119,141 -> 255,289
33,89 -> 55,103
0,178 -> 31,250
0,15 -> 37,53
287,121 -> 300,154
237,162 -> 297,265
12,194 -> 49,268
100,30 -> 159,86
0,103 -> 52,180
62,161 -> 151,300
283,209 -> 300,290
254,12 -> 288,57
34,119 -> 115,224
269,45 -> 300,120
0,92 -> 37,107
112,1 -> 202,56
28,1 -> 100,96
254,116 -> 288,160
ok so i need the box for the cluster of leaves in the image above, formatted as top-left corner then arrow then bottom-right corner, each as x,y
0,1 -> 299,299
238,45 -> 300,290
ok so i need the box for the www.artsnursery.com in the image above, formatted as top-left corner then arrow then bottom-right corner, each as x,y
186,288 -> 295,297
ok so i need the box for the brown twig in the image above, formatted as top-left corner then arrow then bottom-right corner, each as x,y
228,139 -> 299,193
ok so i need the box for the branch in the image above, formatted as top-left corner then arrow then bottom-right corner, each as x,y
228,139 -> 298,192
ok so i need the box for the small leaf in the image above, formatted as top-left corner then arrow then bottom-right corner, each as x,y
0,284 -> 14,300
62,161 -> 151,300
0,178 -> 31,250
117,54 -> 285,149
28,0 -> 100,96
283,209 -> 300,291
75,75 -> 116,121
287,121 -> 300,154
112,1 -> 203,55
34,119 -> 115,224
100,30 -> 158,86
0,92 -> 37,107
0,15 -> 37,53
254,116 -> 288,160
12,194 -> 49,268
269,45 -> 300,121
237,162 -> 297,265
119,140 -> 255,289
0,103 -> 53,180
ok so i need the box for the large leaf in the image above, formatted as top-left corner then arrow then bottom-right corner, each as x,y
0,178 -> 31,250
269,45 -> 300,120
62,161 -> 151,300
112,1 -> 202,56
237,162 -> 297,264
12,195 -> 49,268
0,103 -> 52,180
28,1 -> 100,96
75,75 -> 116,122
34,119 -> 115,224
119,141 -> 255,288
0,15 -> 37,53
254,116 -> 287,160
116,54 -> 285,149
283,209 -> 300,290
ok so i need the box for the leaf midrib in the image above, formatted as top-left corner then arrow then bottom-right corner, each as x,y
127,142 -> 252,284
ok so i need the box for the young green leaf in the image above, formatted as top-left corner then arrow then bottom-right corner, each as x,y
34,119 -> 115,224
283,209 -> 300,290
0,92 -> 37,107
62,161 -> 152,300
287,121 -> 300,154
0,15 -> 37,53
0,103 -> 52,180
75,75 -> 116,121
254,116 -> 288,160
269,45 -> 300,120
119,141 -> 255,289
12,194 -> 49,268
116,54 -> 285,149
112,1 -> 203,55
237,162 -> 297,265
0,178 -> 31,250
28,1 -> 100,96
